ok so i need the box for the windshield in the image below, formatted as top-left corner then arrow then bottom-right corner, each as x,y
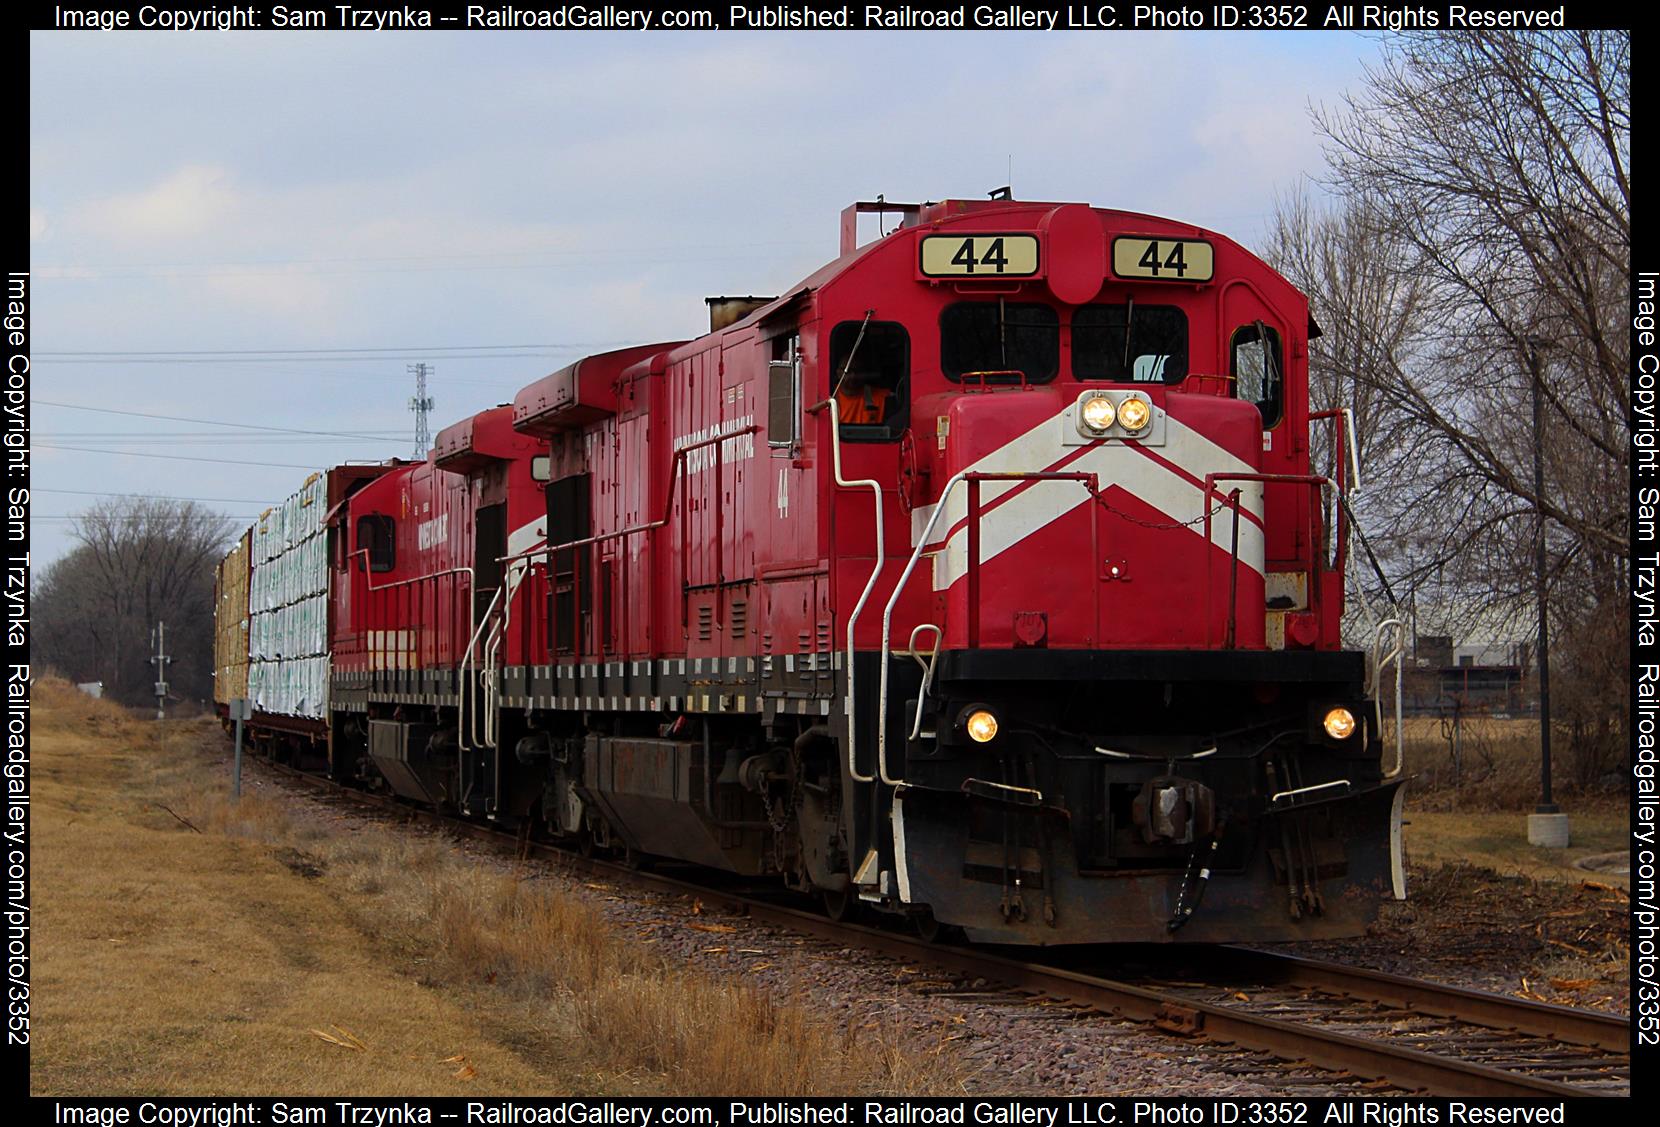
1072,303 -> 1189,383
939,301 -> 1060,384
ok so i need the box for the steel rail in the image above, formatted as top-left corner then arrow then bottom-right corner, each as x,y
251,759 -> 1623,1099
1209,946 -> 1629,1053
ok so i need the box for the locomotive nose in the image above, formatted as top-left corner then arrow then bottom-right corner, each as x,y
921,381 -> 1264,654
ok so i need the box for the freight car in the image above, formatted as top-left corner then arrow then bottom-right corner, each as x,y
216,195 -> 1407,944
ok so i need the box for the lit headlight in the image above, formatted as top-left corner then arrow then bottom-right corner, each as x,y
1322,707 -> 1357,741
1117,397 -> 1152,433
1080,395 -> 1116,432
963,708 -> 1000,743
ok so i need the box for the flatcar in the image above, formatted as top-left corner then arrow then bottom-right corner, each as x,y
215,195 -> 1407,944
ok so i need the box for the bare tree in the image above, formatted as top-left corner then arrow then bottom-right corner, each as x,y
33,497 -> 236,706
1266,31 -> 1629,783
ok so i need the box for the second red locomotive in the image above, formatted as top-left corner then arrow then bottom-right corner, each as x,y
218,195 -> 1406,944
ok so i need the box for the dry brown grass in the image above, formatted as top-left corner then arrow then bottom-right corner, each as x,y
32,679 -> 571,1096
1390,714 -> 1623,811
1374,713 -> 1631,887
31,676 -> 964,1096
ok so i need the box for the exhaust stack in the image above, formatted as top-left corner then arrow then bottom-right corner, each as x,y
705,295 -> 775,332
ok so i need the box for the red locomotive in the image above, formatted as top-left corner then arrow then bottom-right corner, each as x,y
216,195 -> 1406,944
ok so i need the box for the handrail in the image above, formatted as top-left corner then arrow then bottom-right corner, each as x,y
349,549 -> 472,591
818,399 -> 885,784
1201,472 -> 1329,648
533,425 -> 761,561
876,469 -> 968,785
907,623 -> 942,740
878,470 -> 1101,786
349,547 -> 470,677
484,546 -> 534,750
459,585 -> 503,753
1271,779 -> 1352,806
353,424 -> 758,743
519,424 -> 758,660
1224,489 -> 1243,649
1306,406 -> 1364,493
1373,617 -> 1406,780
1205,467 -> 1404,780
484,605 -> 506,748
1308,409 -> 1361,576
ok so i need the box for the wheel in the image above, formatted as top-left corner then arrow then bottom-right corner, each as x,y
822,887 -> 856,922
913,907 -> 945,944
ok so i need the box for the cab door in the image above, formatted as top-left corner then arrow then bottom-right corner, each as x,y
1221,281 -> 1305,570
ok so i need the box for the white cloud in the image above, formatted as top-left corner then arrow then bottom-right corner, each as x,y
85,164 -> 237,244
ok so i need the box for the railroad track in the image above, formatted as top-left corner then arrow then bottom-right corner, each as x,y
251,758 -> 1629,1098
1054,946 -> 1629,1097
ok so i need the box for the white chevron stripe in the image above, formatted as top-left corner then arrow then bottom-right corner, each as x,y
502,516 -> 547,626
916,406 -> 1265,591
508,516 -> 545,557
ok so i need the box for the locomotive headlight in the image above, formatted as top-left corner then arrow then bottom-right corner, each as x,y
960,706 -> 1000,743
1322,707 -> 1358,741
1079,395 -> 1116,433
1117,397 -> 1152,433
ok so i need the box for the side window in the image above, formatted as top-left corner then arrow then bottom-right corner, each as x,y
940,301 -> 1059,384
768,331 -> 800,450
1231,322 -> 1284,427
828,320 -> 910,442
1072,303 -> 1188,383
356,514 -> 395,573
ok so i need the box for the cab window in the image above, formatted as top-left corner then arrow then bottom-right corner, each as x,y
828,320 -> 909,442
1072,303 -> 1188,383
940,301 -> 1058,384
768,331 -> 801,450
356,514 -> 395,573
1231,323 -> 1284,427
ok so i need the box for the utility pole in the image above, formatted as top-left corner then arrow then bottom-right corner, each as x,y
150,621 -> 172,721
1525,336 -> 1569,848
409,362 -> 435,458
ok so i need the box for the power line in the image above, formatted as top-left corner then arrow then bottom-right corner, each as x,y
37,343 -> 611,357
33,361 -> 533,390
35,488 -> 282,504
33,240 -> 815,275
36,444 -> 327,469
41,431 -> 404,439
37,434 -> 395,446
34,400 -> 403,441
37,353 -> 557,365
33,242 -> 817,280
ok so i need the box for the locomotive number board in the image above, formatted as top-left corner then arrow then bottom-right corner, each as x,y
919,233 -> 1041,278
1112,237 -> 1215,282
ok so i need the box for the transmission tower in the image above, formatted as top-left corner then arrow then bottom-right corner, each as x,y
408,362 -> 435,457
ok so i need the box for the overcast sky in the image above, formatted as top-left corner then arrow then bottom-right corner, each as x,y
29,29 -> 1381,567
